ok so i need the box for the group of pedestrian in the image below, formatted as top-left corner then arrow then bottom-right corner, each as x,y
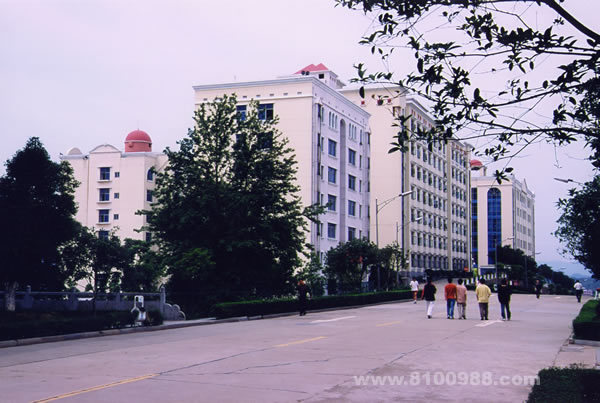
415,277 -> 512,321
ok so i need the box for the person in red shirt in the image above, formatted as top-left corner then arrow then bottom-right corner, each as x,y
444,278 -> 458,319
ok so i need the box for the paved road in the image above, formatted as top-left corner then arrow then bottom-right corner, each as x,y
0,290 -> 588,403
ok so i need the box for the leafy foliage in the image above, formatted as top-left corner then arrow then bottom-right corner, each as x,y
120,239 -> 165,292
555,175 -> 600,279
336,0 -> 600,169
325,238 -> 378,293
295,252 -> 326,297
144,95 -> 313,307
0,138 -> 80,309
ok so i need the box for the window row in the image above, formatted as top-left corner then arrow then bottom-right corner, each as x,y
236,104 -> 274,121
411,253 -> 449,270
97,189 -> 153,203
320,167 -> 368,191
98,209 -> 120,223
451,148 -> 468,168
451,185 -> 467,201
410,142 -> 445,172
411,232 -> 448,250
411,163 -> 447,191
411,209 -> 448,231
451,203 -> 467,219
451,221 -> 467,236
451,167 -> 467,185
320,140 -> 360,168
98,167 -> 154,181
320,193 -> 363,218
328,111 -> 339,130
411,185 -> 446,210
320,223 -> 361,241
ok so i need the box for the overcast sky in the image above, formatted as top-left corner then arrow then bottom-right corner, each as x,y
1,0 -> 597,277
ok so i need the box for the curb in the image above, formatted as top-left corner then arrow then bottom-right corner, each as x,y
573,339 -> 600,347
0,298 -> 412,349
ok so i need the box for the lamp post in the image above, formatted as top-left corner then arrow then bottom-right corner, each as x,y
375,190 -> 413,290
554,177 -> 584,185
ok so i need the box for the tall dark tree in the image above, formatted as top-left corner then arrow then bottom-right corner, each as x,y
120,239 -> 165,292
144,95 -> 313,308
0,137 -> 79,310
325,238 -> 378,293
337,0 -> 600,172
555,175 -> 600,279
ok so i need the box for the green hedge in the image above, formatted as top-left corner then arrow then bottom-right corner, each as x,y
211,290 -> 412,319
527,366 -> 600,403
0,311 -> 136,341
572,300 -> 600,341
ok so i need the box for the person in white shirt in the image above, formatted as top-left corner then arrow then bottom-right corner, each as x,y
573,280 -> 584,303
410,278 -> 419,304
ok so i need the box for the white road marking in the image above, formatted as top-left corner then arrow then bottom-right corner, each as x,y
555,297 -> 561,299
310,316 -> 356,324
475,320 -> 503,327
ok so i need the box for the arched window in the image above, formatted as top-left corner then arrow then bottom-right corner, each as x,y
487,188 -> 501,264
147,168 -> 154,181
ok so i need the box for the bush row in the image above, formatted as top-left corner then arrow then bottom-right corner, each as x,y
572,300 -> 600,341
210,290 -> 412,319
0,311 -> 136,341
527,366 -> 600,402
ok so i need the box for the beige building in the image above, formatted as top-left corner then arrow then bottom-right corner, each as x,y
470,161 -> 536,271
61,130 -> 168,241
343,87 -> 472,275
193,64 -> 371,261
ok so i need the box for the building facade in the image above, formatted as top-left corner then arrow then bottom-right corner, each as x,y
193,64 -> 371,261
470,161 -> 536,272
343,87 -> 472,276
61,130 -> 167,241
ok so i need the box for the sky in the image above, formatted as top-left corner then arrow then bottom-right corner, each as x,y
1,0 -> 597,277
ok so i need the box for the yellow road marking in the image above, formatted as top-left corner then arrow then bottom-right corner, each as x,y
376,321 -> 403,327
274,336 -> 326,348
32,374 -> 158,402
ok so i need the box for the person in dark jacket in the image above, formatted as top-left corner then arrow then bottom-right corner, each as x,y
498,278 -> 512,321
421,277 -> 437,319
534,279 -> 542,299
297,280 -> 311,316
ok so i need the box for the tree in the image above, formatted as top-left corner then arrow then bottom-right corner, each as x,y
120,239 -> 165,292
555,175 -> 600,279
144,95 -> 314,308
0,138 -> 79,310
370,242 -> 406,290
295,252 -> 326,297
336,0 -> 600,171
325,238 -> 378,293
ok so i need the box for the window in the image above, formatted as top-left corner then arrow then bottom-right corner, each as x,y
98,230 -> 109,240
146,190 -> 153,202
327,194 -> 337,211
348,175 -> 356,190
348,227 -> 356,240
113,214 -> 119,220
327,223 -> 336,239
236,105 -> 247,121
99,188 -> 110,202
145,232 -> 152,242
147,169 -> 154,181
257,103 -> 274,120
98,209 -> 109,223
328,139 -> 337,157
100,167 -> 111,181
348,200 -> 356,216
328,167 -> 337,184
114,172 -> 120,178
348,149 -> 356,165
114,193 -> 120,199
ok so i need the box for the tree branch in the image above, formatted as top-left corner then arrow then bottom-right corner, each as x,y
541,0 -> 600,43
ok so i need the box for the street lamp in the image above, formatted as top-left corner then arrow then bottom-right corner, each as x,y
375,190 -> 413,290
494,236 -> 514,287
554,177 -> 584,185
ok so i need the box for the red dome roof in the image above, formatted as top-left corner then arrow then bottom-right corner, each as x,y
125,130 -> 152,143
470,159 -> 483,168
124,130 -> 152,152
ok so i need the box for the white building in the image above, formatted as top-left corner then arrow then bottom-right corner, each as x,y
470,161 -> 536,271
61,130 -> 167,241
193,64 -> 371,261
343,87 -> 472,275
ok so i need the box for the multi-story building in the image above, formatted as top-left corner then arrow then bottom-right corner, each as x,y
343,87 -> 472,276
192,64 -> 371,261
470,161 -> 536,272
61,130 -> 167,241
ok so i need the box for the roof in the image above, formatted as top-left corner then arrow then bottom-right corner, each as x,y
294,63 -> 329,74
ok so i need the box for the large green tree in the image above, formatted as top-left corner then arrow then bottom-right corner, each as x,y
336,0 -> 600,170
555,175 -> 600,278
325,238 -> 378,293
144,95 -> 312,308
0,138 -> 79,310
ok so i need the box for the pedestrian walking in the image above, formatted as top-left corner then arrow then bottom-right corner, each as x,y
476,278 -> 492,320
297,280 -> 311,316
444,278 -> 457,319
497,278 -> 512,321
421,277 -> 436,319
456,279 -> 467,319
535,279 -> 542,299
410,277 -> 419,304
573,280 -> 584,303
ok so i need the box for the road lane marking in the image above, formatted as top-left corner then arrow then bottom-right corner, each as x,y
32,374 -> 158,402
274,336 -> 327,348
310,316 -> 356,324
475,320 -> 503,327
376,321 -> 403,327
555,297 -> 561,299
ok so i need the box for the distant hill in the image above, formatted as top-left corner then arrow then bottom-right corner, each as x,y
580,278 -> 600,291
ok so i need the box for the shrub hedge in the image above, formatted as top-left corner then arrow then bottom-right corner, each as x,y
0,311 -> 136,341
210,289 -> 412,319
572,300 -> 600,341
527,366 -> 600,403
